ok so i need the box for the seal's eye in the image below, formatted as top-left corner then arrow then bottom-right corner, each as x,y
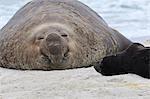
38,37 -> 44,40
37,36 -> 44,40
61,34 -> 68,37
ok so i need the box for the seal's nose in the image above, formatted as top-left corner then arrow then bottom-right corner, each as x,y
45,33 -> 69,64
48,44 -> 62,55
46,33 -> 61,43
46,33 -> 63,55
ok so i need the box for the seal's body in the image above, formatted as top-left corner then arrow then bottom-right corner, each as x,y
0,0 -> 132,70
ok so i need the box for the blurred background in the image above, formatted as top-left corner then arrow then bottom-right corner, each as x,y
0,0 -> 150,42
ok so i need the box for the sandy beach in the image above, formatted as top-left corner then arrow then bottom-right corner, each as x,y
0,39 -> 149,99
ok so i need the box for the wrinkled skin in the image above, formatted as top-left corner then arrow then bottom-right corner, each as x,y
0,0 -> 132,70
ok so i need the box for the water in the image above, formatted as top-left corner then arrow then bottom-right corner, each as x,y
0,0 -> 150,40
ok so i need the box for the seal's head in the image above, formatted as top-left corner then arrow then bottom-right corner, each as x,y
25,24 -> 78,70
40,33 -> 70,66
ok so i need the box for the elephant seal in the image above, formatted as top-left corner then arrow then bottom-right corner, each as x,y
94,43 -> 150,79
0,0 -> 132,70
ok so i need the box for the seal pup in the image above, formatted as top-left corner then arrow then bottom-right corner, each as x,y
0,0 -> 132,70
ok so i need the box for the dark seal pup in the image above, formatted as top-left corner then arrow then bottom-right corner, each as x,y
0,0 -> 132,70
94,43 -> 150,79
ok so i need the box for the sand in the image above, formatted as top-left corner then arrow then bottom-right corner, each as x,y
0,40 -> 150,99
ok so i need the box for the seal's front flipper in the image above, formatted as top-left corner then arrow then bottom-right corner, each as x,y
131,47 -> 150,78
94,43 -> 150,79
94,54 -> 129,76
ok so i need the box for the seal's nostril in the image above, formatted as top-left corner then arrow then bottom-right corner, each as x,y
64,48 -> 69,57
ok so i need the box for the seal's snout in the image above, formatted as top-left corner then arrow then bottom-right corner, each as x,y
46,33 -> 67,55
45,33 -> 69,64
48,44 -> 62,55
46,33 -> 61,44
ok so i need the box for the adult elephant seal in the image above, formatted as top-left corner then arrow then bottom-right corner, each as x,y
0,0 -> 132,70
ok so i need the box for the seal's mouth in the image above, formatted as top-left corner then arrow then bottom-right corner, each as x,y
40,48 -> 69,66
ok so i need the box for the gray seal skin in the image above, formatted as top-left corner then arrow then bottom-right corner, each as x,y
0,0 -> 132,70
